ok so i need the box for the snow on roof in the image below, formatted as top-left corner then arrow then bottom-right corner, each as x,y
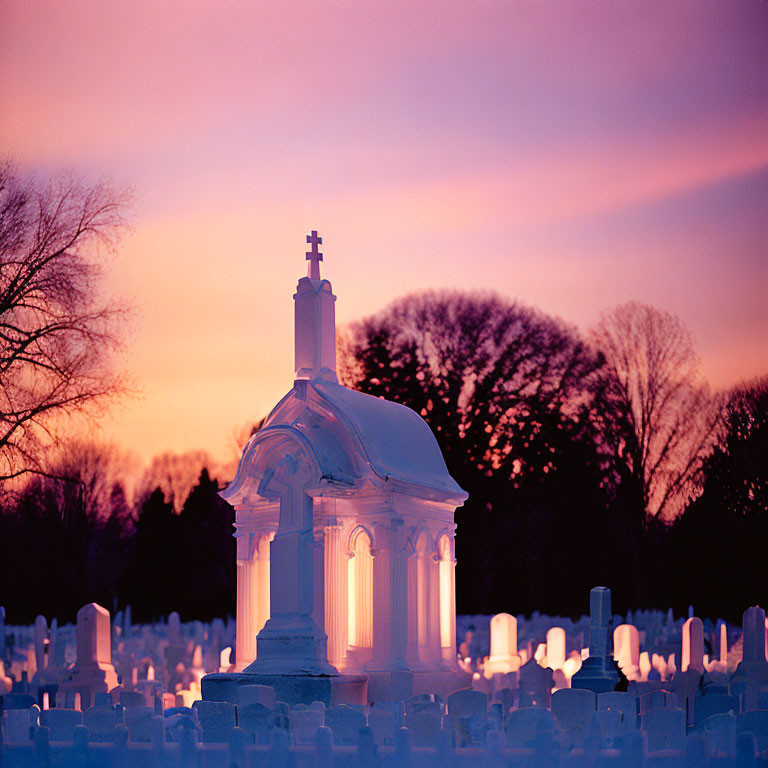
311,379 -> 467,499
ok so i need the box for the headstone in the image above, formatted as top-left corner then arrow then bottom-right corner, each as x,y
598,691 -> 638,730
238,702 -> 273,744
34,616 -> 48,677
571,587 -> 621,694
614,624 -> 640,670
236,683 -> 276,710
290,708 -> 324,745
405,693 -> 443,716
546,627 -> 566,670
405,710 -> 441,747
518,656 -> 554,708
682,617 -> 705,673
551,688 -> 596,748
505,706 -> 556,748
731,606 -> 768,707
39,708 -> 82,741
485,613 -> 520,673
698,712 -> 737,755
124,705 -> 154,742
368,708 -> 396,746
324,704 -> 366,745
83,705 -> 119,742
737,710 -> 768,753
60,604 -> 118,709
641,707 -> 685,751
446,688 -> 487,719
192,700 -> 237,743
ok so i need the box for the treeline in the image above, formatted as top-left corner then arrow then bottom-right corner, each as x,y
0,292 -> 764,625
0,457 -> 234,624
340,293 -> 767,623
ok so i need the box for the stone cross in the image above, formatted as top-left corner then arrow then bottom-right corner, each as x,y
306,230 -> 323,280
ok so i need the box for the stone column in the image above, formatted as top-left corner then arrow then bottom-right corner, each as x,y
368,519 -> 408,671
235,532 -> 273,671
324,517 -> 347,669
426,550 -> 442,667
439,535 -> 458,665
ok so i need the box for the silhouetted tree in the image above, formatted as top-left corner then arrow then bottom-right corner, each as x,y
588,302 -> 720,523
339,291 -> 610,614
176,469 -> 235,620
0,160 -> 133,481
136,451 -> 212,512
124,488 -> 179,621
670,376 -> 768,620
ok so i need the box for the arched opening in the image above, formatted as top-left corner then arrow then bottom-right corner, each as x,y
347,527 -> 373,650
438,534 -> 453,652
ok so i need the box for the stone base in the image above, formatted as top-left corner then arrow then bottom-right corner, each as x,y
201,672 -> 368,707
571,655 -> 621,694
366,670 -> 414,703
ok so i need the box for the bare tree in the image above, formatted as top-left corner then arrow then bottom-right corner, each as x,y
137,450 -> 212,512
589,301 -> 720,521
0,160 -> 133,481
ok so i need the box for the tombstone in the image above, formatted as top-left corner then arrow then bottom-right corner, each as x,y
485,613 -> 520,674
641,707 -> 685,752
290,708 -> 324,745
731,606 -> 768,709
324,704 -> 366,745
572,587 -> 621,694
238,702 -> 273,744
639,688 -> 677,712
34,616 -> 48,678
83,705 -> 119,742
446,688 -> 487,719
551,688 -> 596,748
368,708 -> 396,746
614,624 -> 640,672
60,604 -> 118,709
518,656 -> 554,708
682,617 -> 705,673
39,708 -> 82,741
405,693 -> 444,716
405,710 -> 442,747
124,705 -> 154,742
546,627 -> 566,670
737,710 -> 768,753
370,700 -> 404,728
119,690 -> 146,708
236,683 -> 276,710
598,691 -> 638,731
4,706 -> 36,742
505,706 -> 556,748
698,712 -> 737,755
192,700 -> 237,743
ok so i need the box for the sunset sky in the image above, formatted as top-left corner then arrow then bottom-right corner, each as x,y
2,0 -> 766,467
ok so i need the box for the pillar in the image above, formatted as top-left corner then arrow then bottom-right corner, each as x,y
324,518 -> 347,669
368,519 -> 408,671
235,532 -> 272,671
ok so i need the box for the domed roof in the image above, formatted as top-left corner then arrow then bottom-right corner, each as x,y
312,379 -> 466,498
224,378 -> 467,505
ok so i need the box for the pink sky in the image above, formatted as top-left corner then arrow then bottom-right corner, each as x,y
1,0 -> 766,466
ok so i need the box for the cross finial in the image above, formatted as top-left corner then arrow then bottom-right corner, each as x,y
306,230 -> 323,280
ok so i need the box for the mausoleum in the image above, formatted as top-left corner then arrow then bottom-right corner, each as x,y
206,232 -> 468,703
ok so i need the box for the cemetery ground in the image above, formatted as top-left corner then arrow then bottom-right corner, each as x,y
2,588 -> 768,766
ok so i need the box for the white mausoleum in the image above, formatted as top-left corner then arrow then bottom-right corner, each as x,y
220,232 -> 467,698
